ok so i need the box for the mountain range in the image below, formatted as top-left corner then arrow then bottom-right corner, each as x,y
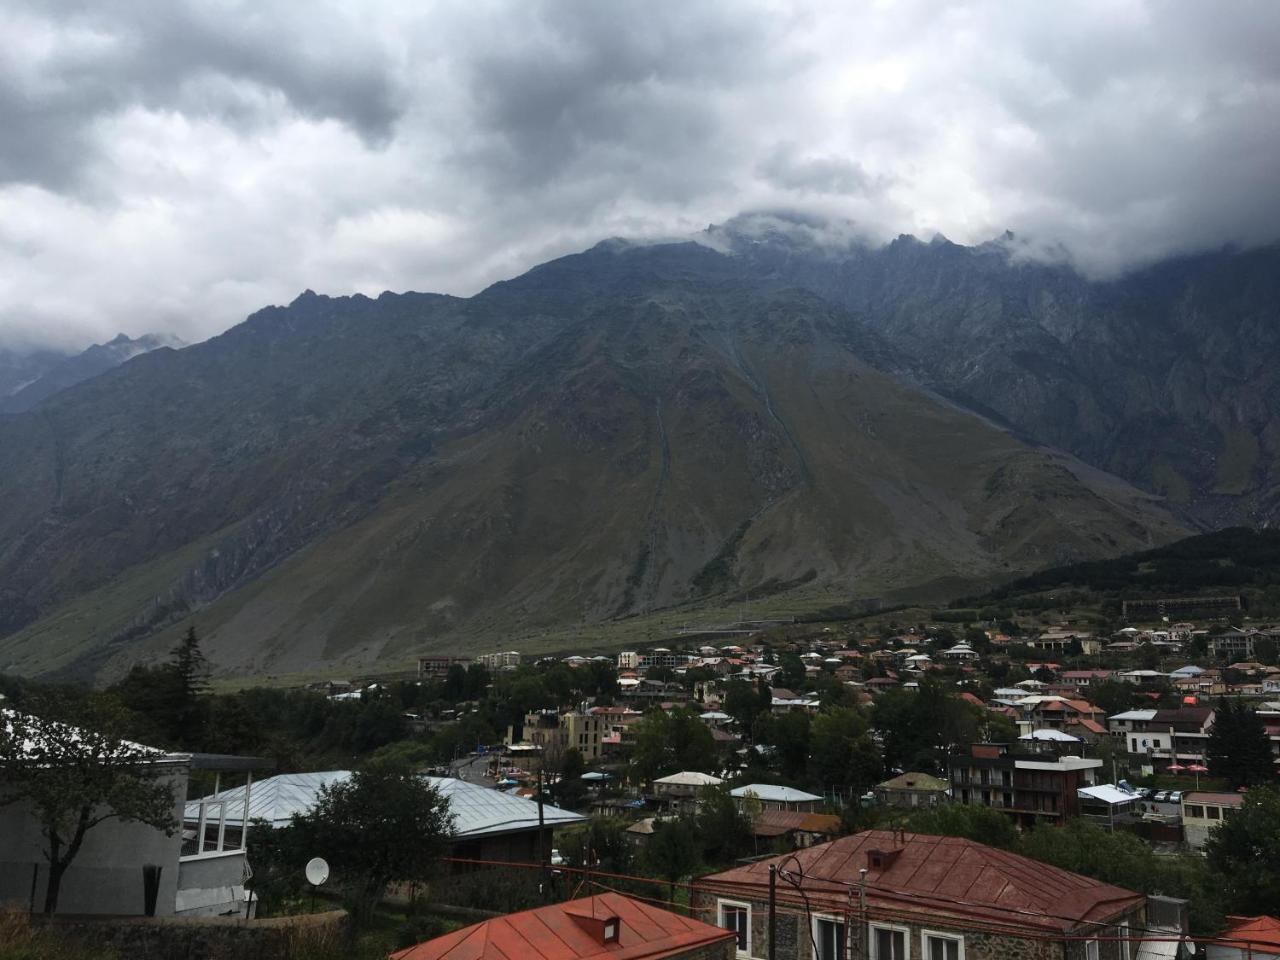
2,214 -> 1276,680
0,333 -> 184,414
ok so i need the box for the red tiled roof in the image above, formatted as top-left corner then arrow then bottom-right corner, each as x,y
1221,916 -> 1280,952
958,692 -> 986,707
693,830 -> 1143,935
392,893 -> 735,960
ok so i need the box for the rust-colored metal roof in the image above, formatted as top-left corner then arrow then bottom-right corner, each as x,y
693,830 -> 1143,935
1221,916 -> 1280,951
750,810 -> 842,837
392,893 -> 734,960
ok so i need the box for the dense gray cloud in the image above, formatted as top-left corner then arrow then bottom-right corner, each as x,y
1,0 -> 1278,350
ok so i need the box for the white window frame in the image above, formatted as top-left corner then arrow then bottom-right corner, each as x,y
920,929 -> 964,960
718,898 -> 752,958
870,923 -> 911,960
812,913 -> 848,960
1118,921 -> 1130,960
1085,939 -> 1101,960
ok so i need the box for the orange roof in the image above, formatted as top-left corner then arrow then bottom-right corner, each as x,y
694,830 -> 1143,935
392,893 -> 735,960
1071,718 -> 1107,735
1221,916 -> 1280,952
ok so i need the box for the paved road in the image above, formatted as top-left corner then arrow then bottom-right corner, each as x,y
449,753 -> 495,787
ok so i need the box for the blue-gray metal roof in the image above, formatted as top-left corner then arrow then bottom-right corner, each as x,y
184,771 -> 586,837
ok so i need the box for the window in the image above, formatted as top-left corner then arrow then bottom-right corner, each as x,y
813,916 -> 847,960
922,931 -> 963,960
719,901 -> 751,956
871,925 -> 908,960
1206,806 -> 1221,820
1185,805 -> 1204,819
1085,940 -> 1100,960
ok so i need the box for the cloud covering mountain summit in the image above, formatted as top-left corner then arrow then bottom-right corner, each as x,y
2,0 -> 1278,349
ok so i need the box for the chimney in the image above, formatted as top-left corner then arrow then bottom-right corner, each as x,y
866,848 -> 902,871
568,911 -> 622,944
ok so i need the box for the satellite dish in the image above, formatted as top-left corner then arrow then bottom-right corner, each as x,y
305,857 -> 330,886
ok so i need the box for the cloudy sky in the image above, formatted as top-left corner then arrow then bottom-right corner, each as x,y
3,0 -> 1278,349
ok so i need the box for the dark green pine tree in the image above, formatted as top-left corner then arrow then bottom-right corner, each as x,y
1208,700 -> 1276,789
169,625 -> 210,744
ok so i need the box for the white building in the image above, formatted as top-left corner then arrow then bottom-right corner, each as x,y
476,650 -> 522,670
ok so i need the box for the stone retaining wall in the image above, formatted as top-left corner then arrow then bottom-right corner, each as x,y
36,908 -> 349,960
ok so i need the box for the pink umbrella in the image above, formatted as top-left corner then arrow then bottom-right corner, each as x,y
1167,763 -> 1186,772
1186,763 -> 1208,788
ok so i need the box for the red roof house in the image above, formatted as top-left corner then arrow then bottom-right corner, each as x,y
692,829 -> 1145,960
1212,916 -> 1280,959
392,893 -> 736,960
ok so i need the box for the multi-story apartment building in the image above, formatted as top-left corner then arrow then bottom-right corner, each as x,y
949,741 -> 1102,827
617,651 -> 639,670
1211,627 -> 1260,660
417,655 -> 471,678
515,710 -> 607,762
639,648 -> 692,670
475,650 -> 521,670
1107,706 -> 1215,770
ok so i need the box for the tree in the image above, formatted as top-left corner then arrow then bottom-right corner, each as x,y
630,709 -> 717,782
1022,820 -> 1224,935
777,654 -> 807,691
0,698 -> 178,914
1204,786 -> 1280,916
554,747 -> 588,810
109,625 -> 211,747
723,679 -> 771,733
756,711 -> 811,780
871,680 -> 979,773
808,707 -> 882,794
1207,700 -> 1275,788
291,759 -> 453,924
695,785 -> 753,864
642,817 -> 701,898
1255,635 -> 1279,666
1090,680 -> 1136,718
171,625 -> 210,705
905,803 -> 1019,850
560,817 -> 635,874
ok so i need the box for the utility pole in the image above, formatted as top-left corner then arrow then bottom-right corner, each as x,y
858,868 -> 868,960
768,865 -> 777,960
537,766 -> 548,900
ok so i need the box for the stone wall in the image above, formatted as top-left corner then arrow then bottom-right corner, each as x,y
36,908 -> 349,960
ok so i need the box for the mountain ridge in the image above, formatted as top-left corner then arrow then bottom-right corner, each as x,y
0,247 -> 1191,681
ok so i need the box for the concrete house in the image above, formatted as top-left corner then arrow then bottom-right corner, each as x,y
692,830 -> 1148,960
0,711 -> 269,917
873,772 -> 950,809
729,784 -> 822,813
949,741 -> 1101,827
1180,791 -> 1244,850
652,771 -> 725,811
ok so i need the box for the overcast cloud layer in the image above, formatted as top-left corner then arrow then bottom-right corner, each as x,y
3,0 -> 1279,349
